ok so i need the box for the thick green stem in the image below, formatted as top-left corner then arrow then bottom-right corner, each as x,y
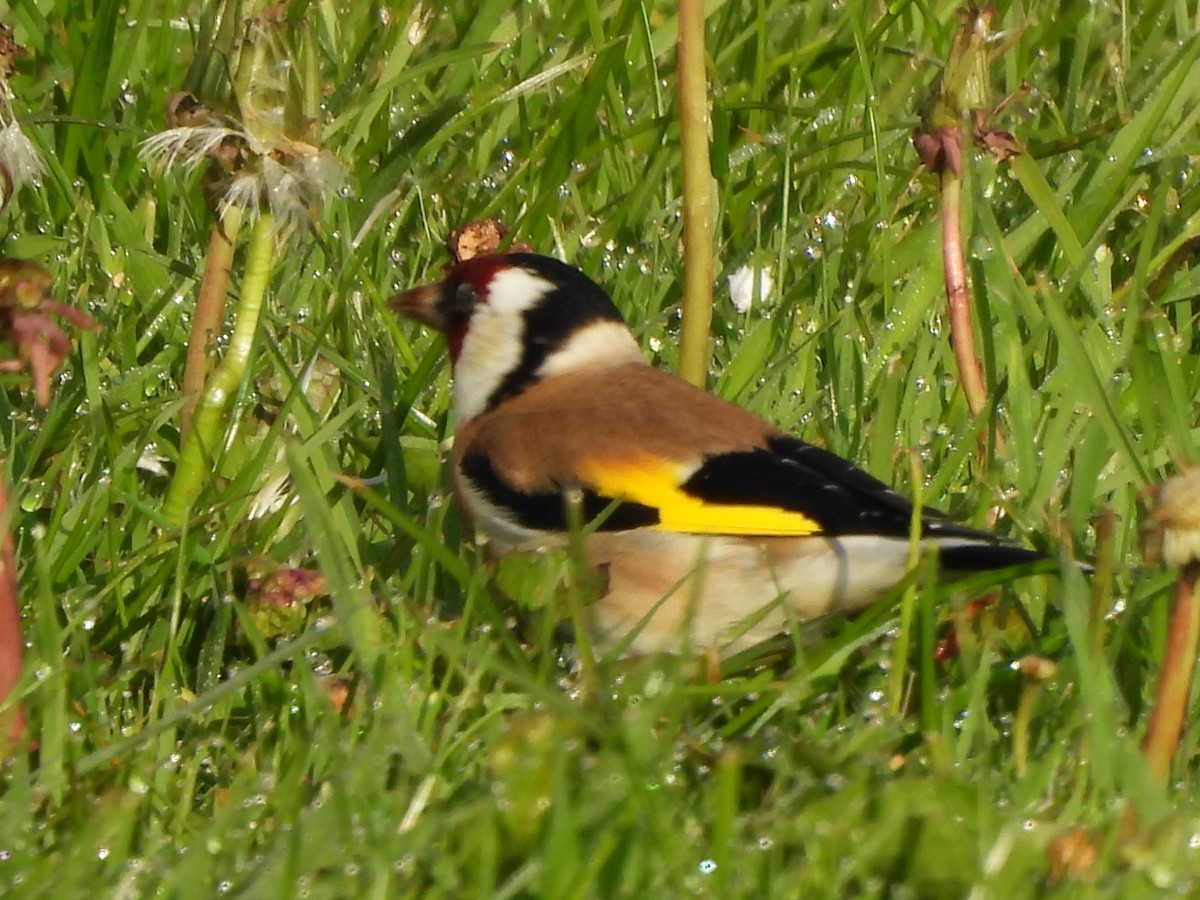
182,205 -> 243,439
676,0 -> 714,388
1142,561 -> 1200,785
164,211 -> 276,526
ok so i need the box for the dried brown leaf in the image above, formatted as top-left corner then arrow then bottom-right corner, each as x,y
0,260 -> 100,407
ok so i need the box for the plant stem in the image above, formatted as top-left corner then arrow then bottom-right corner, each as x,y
676,0 -> 714,388
940,166 -> 988,418
0,475 -> 24,743
889,450 -> 924,716
182,205 -> 244,440
563,489 -> 596,688
164,211 -> 276,526
1142,560 -> 1200,785
1012,681 -> 1037,778
1089,506 -> 1117,660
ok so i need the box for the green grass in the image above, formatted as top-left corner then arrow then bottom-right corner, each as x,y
2,0 -> 1200,895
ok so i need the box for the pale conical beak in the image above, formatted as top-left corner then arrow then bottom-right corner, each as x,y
389,282 -> 446,330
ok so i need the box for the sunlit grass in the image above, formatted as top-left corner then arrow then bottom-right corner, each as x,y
0,0 -> 1199,895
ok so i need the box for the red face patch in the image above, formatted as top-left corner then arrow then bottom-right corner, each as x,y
447,255 -> 508,302
446,317 -> 468,363
440,255 -> 511,363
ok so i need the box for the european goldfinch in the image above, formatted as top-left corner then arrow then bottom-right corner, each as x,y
392,253 -> 1045,657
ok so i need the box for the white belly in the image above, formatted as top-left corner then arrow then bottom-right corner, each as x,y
580,530 -> 915,657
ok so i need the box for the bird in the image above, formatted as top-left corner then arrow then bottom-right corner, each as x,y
391,252 -> 1049,658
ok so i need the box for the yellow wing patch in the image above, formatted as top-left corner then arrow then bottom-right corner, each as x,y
576,454 -> 821,537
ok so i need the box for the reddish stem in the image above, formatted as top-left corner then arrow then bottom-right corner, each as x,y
182,210 -> 242,440
940,170 -> 988,419
1142,560 -> 1200,785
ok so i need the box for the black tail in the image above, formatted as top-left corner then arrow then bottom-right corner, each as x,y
936,539 -> 1048,572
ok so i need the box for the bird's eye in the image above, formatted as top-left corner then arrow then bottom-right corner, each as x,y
446,281 -> 478,317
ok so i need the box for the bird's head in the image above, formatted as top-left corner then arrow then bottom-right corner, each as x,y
391,253 -> 643,421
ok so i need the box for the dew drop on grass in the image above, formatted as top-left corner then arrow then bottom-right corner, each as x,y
307,651 -> 334,676
810,107 -> 838,129
971,236 -> 994,260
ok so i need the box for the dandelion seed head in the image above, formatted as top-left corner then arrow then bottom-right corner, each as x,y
136,18 -> 343,243
223,172 -> 263,216
139,126 -> 245,174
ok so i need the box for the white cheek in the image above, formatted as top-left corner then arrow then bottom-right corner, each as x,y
536,320 -> 642,375
453,307 -> 525,422
487,268 -> 554,313
452,267 -> 555,422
